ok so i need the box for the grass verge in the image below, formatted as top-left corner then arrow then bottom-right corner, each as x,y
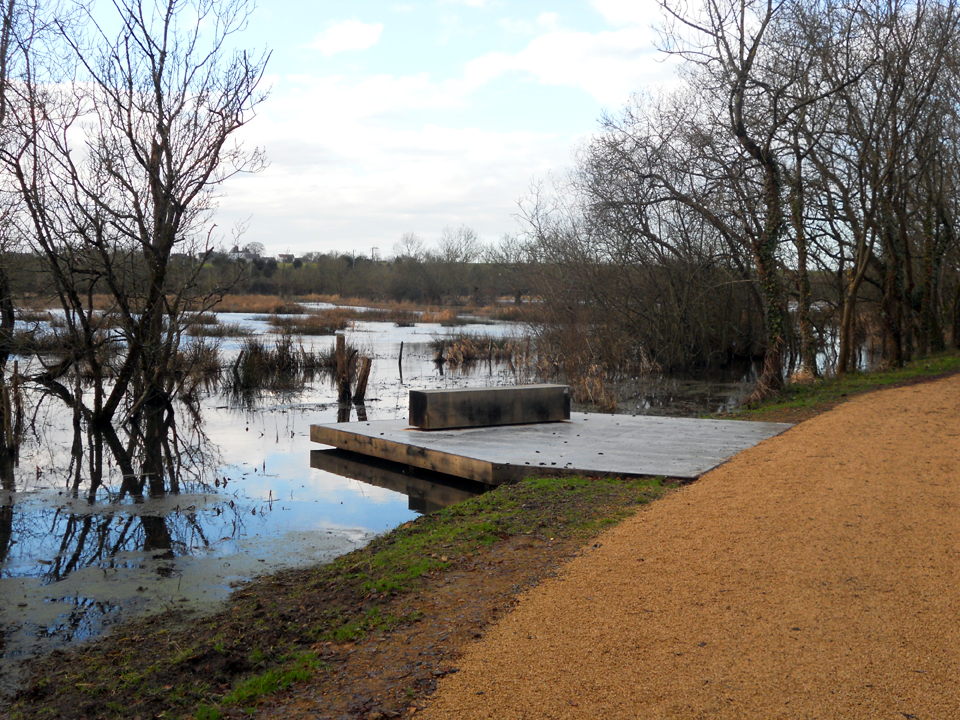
9,474 -> 672,720
739,350 -> 960,423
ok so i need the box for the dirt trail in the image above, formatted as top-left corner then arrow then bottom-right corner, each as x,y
422,375 -> 960,719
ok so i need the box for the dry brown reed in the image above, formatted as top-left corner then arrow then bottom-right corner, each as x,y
14,308 -> 55,323
297,294 -> 517,319
174,339 -> 223,377
185,321 -> 252,338
184,312 -> 219,325
482,305 -> 528,322
212,295 -> 306,314
430,334 -> 518,366
296,294 -> 425,312
227,336 -> 334,392
267,309 -> 351,335
350,308 -> 419,325
420,308 -> 462,326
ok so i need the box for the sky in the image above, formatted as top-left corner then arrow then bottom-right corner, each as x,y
214,0 -> 676,259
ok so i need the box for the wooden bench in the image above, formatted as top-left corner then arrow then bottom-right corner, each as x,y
408,384 -> 570,430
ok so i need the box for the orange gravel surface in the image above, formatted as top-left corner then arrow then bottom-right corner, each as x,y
423,376 -> 960,719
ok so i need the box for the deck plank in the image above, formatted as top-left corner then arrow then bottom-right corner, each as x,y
310,413 -> 792,483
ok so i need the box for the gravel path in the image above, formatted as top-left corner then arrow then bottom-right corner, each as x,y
422,376 -> 960,719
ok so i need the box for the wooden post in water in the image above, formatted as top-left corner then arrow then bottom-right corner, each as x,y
398,341 -> 404,384
336,335 -> 351,404
353,356 -> 372,403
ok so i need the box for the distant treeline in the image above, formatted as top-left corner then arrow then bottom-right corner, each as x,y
216,252 -> 528,307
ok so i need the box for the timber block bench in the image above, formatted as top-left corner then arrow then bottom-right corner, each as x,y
409,384 -> 570,430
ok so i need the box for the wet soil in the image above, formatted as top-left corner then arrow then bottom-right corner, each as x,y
5,476 -> 670,719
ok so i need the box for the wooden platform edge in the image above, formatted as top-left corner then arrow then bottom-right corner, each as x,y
309,423 -> 701,484
311,424 -> 517,485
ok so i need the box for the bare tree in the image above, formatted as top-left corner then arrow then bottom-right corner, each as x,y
1,0 -> 268,494
656,0 -> 866,397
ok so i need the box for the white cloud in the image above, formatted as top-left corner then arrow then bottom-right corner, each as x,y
466,27 -> 674,105
442,0 -> 493,7
216,5 -> 678,256
592,0 -> 662,26
499,12 -> 560,36
310,19 -> 384,56
217,72 -> 574,255
537,12 -> 560,30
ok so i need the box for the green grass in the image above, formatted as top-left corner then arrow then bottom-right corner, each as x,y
221,652 -> 327,709
325,607 -> 418,643
742,351 -> 960,420
194,705 -> 222,720
10,474 -> 671,720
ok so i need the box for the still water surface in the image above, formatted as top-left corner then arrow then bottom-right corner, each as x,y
0,311 -> 755,692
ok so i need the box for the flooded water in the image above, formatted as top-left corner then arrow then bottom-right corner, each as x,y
0,310 -> 756,694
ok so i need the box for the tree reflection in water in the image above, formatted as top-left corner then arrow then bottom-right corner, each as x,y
0,380 -> 254,686
1,451 -> 13,566
10,384 -> 244,577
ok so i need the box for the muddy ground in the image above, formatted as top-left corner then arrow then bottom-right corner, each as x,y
6,476 -> 671,719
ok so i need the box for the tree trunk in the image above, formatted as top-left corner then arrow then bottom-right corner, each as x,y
790,146 -> 818,377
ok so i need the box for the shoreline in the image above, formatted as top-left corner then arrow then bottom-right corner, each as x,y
6,352 -> 960,719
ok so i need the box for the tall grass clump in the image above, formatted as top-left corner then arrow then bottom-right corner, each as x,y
185,321 -> 252,338
173,339 -> 223,377
14,308 -> 55,323
183,312 -> 253,337
419,308 -> 465,326
267,309 -> 351,335
430,334 -> 519,367
227,336 -> 332,392
213,295 -> 306,314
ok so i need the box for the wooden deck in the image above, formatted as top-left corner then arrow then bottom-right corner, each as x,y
310,413 -> 792,484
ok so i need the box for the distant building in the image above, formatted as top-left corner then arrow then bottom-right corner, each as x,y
228,245 -> 260,262
278,253 -> 295,264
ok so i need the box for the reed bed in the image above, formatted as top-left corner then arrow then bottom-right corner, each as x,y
430,333 -> 520,366
184,312 -> 219,325
266,309 -> 351,335
430,331 -> 620,411
173,339 -> 223,377
288,304 -> 419,326
213,295 -> 306,314
14,308 -> 55,323
47,311 -> 126,331
483,305 -> 528,322
184,320 -> 253,338
296,294 -> 424,312
347,307 -> 419,326
227,336 -> 333,392
420,308 -> 464,326
9,328 -> 75,355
